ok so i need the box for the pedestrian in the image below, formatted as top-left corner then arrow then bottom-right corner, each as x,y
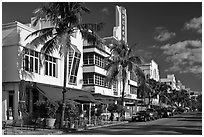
110,112 -> 114,121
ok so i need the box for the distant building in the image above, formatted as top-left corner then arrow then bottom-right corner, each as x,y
139,60 -> 160,105
176,80 -> 186,90
139,60 -> 160,81
160,74 -> 177,90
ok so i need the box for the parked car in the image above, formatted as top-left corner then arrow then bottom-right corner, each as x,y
167,107 -> 174,116
173,107 -> 185,114
132,111 -> 151,122
156,108 -> 165,118
146,108 -> 159,120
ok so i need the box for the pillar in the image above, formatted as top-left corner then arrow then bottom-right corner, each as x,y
89,102 -> 92,124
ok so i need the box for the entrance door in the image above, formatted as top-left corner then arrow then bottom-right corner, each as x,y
8,90 -> 14,120
32,89 -> 39,113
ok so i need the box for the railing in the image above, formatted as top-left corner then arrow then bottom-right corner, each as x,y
65,116 -> 117,130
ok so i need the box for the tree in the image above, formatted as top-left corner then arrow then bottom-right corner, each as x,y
25,2 -> 104,128
196,94 -> 202,111
105,40 -> 145,116
157,83 -> 172,104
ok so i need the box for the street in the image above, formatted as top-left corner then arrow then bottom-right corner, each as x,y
67,111 -> 202,135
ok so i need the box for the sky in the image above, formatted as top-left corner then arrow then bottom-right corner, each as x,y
2,2 -> 202,93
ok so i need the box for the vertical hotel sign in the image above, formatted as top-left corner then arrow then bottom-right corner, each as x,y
121,7 -> 126,42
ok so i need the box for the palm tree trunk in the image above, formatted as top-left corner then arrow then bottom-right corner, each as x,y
60,51 -> 68,128
121,79 -> 125,106
121,78 -> 126,118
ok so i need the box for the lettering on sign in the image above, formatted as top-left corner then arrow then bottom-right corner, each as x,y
121,7 -> 126,42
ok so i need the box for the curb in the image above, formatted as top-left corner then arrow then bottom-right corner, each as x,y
87,121 -> 129,130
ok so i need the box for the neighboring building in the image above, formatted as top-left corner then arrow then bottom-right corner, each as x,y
139,60 -> 160,82
160,74 -> 177,90
113,5 -> 127,43
139,60 -> 160,105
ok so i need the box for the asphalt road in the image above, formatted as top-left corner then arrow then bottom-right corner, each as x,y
67,111 -> 202,135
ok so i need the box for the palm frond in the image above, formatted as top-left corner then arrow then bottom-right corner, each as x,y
28,28 -> 56,49
135,66 -> 146,85
105,65 -> 119,84
80,30 -> 103,44
81,6 -> 91,13
25,27 -> 55,40
40,35 -> 58,55
78,22 -> 105,32
129,56 -> 144,65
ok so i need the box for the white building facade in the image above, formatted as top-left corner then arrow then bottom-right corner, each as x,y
139,60 -> 160,82
2,20 -> 86,120
160,74 -> 177,90
139,60 -> 160,105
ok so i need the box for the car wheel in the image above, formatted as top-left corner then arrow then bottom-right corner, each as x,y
144,118 -> 147,122
152,117 -> 154,120
147,117 -> 150,121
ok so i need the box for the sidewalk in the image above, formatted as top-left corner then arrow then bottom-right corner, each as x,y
3,121 -> 129,135
3,126 -> 63,135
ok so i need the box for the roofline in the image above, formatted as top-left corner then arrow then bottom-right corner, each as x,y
2,21 -> 35,32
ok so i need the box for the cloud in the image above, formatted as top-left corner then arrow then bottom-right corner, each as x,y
134,49 -> 153,62
184,16 -> 202,34
101,8 -> 110,15
161,40 -> 202,75
154,27 -> 176,42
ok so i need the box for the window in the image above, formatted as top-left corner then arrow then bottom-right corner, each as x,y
130,85 -> 137,95
130,71 -> 137,82
69,52 -> 81,84
23,48 -> 39,74
83,73 -> 111,88
83,54 -> 94,65
45,55 -> 57,77
68,48 -> 74,77
95,74 -> 105,87
68,46 -> 81,85
83,74 -> 94,85
113,81 -> 118,95
95,54 -> 105,68
83,53 -> 105,68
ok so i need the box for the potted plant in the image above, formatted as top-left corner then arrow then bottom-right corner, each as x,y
107,103 -> 125,121
36,100 -> 58,128
63,100 -> 80,129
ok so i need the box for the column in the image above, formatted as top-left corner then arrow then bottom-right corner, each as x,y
89,102 -> 92,124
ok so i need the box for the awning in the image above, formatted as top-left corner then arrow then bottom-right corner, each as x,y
92,93 -> 116,104
125,102 -> 137,106
34,83 -> 97,103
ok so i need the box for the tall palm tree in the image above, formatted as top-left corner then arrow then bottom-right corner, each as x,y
105,40 -> 145,116
158,83 -> 172,105
25,2 -> 104,128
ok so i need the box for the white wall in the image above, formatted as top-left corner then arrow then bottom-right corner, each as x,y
83,66 -> 107,76
3,22 -> 84,89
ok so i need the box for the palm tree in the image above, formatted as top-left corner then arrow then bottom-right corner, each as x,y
158,83 -> 172,105
145,78 -> 159,107
25,2 -> 104,128
105,40 -> 145,116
